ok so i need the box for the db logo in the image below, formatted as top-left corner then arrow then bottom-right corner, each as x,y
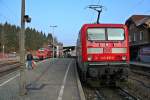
104,48 -> 111,53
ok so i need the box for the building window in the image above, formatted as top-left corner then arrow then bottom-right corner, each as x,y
140,31 -> 143,41
133,33 -> 136,41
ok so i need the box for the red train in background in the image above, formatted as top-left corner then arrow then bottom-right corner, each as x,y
76,23 -> 130,84
36,48 -> 52,60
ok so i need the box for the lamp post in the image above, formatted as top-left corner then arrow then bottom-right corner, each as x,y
20,0 -> 31,95
50,25 -> 57,59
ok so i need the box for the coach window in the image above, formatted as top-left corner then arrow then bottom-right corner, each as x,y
87,28 -> 105,40
107,28 -> 124,40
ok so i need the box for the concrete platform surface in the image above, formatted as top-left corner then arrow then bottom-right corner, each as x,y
0,58 -> 84,100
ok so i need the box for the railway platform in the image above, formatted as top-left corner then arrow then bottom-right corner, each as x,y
0,58 -> 85,100
130,61 -> 150,68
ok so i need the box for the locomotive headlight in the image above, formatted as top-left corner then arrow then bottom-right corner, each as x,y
122,56 -> 126,60
88,55 -> 92,61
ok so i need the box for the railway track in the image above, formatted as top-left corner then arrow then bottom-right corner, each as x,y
81,63 -> 150,100
131,69 -> 150,78
0,61 -> 20,77
130,64 -> 150,78
117,87 -> 140,100
84,85 -> 140,100
0,59 -> 42,76
127,70 -> 150,100
0,61 -> 18,67
129,66 -> 150,89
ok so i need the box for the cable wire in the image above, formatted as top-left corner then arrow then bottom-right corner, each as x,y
0,0 -> 18,15
0,0 -> 19,20
129,0 -> 145,13
97,0 -> 101,4
0,0 -> 20,25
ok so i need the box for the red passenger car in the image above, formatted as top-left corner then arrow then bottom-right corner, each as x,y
36,48 -> 52,60
76,23 -> 130,84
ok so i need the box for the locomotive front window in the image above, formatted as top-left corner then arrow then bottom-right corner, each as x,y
107,28 -> 124,40
87,28 -> 105,40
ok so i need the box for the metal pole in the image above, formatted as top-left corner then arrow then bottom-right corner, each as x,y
19,0 -> 27,95
52,27 -> 54,59
50,25 -> 57,59
2,45 -> 4,59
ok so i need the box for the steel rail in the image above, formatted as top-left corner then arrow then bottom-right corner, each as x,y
117,87 -> 141,100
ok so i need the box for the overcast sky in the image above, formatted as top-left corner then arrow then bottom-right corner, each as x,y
0,0 -> 150,46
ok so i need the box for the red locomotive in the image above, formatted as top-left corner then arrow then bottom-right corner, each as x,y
36,48 -> 52,60
76,23 -> 130,84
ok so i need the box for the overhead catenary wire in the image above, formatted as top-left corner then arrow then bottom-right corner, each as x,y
145,10 -> 150,13
0,0 -> 19,17
128,0 -> 145,14
0,13 -> 9,21
90,0 -> 101,5
0,12 -> 18,25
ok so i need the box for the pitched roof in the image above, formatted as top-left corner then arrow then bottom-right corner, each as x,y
126,15 -> 150,27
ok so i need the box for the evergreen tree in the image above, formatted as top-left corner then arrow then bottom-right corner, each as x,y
0,22 -> 56,53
